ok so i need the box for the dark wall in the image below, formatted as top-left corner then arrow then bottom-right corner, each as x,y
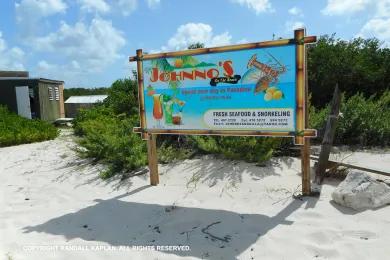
0,82 -> 18,113
65,103 -> 94,118
0,79 -> 39,117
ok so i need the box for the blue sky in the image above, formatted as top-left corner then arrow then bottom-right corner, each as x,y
0,0 -> 389,87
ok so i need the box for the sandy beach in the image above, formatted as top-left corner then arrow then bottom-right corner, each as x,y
1,130 -> 390,260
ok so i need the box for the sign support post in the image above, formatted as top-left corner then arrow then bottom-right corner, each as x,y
147,133 -> 159,185
302,29 -> 311,195
136,49 -> 159,185
295,28 -> 311,195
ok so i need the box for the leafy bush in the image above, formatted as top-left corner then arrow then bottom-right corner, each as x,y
309,90 -> 390,146
190,135 -> 283,163
157,140 -> 196,163
0,105 -> 58,147
73,104 -> 114,136
104,79 -> 139,116
308,36 -> 390,107
74,106 -> 147,179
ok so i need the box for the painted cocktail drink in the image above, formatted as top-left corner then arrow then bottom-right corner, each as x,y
172,100 -> 185,125
172,114 -> 181,125
163,98 -> 173,124
152,94 -> 163,126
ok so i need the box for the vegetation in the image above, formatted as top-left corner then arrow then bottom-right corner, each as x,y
188,42 -> 205,49
63,87 -> 108,100
309,90 -> 390,146
73,36 -> 390,179
308,35 -> 390,107
191,136 -> 283,163
74,108 -> 147,179
0,106 -> 58,147
73,79 -> 147,178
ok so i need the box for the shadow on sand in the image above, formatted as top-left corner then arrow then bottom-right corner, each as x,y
172,155 -> 296,189
23,190 -> 316,259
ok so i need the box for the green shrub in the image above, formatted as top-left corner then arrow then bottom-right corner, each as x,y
336,91 -> 389,146
190,135 -> 283,163
75,106 -> 147,178
104,78 -> 139,116
73,105 -> 114,136
308,36 -> 390,107
157,140 -> 196,163
0,106 -> 58,147
309,90 -> 390,146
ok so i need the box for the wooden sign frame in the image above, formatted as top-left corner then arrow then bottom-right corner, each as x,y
130,29 -> 316,195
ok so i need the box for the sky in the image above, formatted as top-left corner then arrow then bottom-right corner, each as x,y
0,0 -> 389,88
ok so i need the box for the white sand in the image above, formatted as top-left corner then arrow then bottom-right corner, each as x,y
1,130 -> 390,260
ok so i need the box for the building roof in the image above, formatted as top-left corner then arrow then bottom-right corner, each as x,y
0,71 -> 29,77
65,95 -> 108,104
0,77 -> 64,84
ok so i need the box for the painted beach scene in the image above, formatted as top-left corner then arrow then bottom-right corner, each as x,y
143,45 -> 296,131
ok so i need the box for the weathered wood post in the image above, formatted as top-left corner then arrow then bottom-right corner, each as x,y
314,84 -> 341,184
302,38 -> 311,195
295,28 -> 311,195
135,49 -> 159,186
147,134 -> 159,185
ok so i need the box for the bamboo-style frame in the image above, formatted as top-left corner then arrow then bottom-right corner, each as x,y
295,29 -> 306,145
130,29 -> 317,144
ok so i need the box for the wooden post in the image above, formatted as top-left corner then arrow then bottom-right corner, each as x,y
314,85 -> 341,184
301,29 -> 311,195
294,29 -> 305,145
147,134 -> 159,185
136,49 -> 148,140
135,49 -> 159,185
301,138 -> 311,195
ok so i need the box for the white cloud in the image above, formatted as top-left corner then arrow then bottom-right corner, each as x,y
118,0 -> 137,16
31,17 -> 126,72
237,38 -> 249,44
71,60 -> 81,69
209,32 -> 232,46
231,0 -> 273,14
285,21 -> 305,32
15,0 -> 67,19
37,60 -> 52,70
146,0 -> 160,8
321,0 -> 371,16
288,7 -> 303,17
34,60 -> 86,85
15,0 -> 67,35
355,0 -> 390,44
0,31 -> 25,70
358,18 -> 390,44
79,0 -> 110,13
163,23 -> 232,51
376,0 -> 390,17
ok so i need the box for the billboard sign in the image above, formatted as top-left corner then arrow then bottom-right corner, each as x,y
131,30 -> 317,145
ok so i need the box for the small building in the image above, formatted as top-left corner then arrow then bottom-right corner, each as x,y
65,95 -> 107,118
0,71 -> 65,121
